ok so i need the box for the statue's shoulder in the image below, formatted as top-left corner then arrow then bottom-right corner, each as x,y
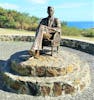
41,17 -> 48,22
54,18 -> 61,27
40,17 -> 48,25
54,18 -> 60,23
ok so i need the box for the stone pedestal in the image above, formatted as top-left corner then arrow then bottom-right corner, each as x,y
1,50 -> 91,96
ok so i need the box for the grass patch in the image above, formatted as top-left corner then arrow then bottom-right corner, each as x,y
62,36 -> 94,42
0,28 -> 94,42
0,28 -> 35,35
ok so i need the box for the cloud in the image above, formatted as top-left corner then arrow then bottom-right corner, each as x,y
28,0 -> 48,4
0,3 -> 19,10
55,2 -> 88,9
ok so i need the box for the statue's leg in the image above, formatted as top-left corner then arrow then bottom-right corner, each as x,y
29,26 -> 46,57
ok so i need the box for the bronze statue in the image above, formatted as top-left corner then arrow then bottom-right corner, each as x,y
29,6 -> 61,57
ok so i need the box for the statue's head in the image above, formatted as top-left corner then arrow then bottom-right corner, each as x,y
47,6 -> 54,17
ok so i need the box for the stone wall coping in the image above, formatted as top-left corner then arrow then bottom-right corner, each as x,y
61,37 -> 94,44
0,33 -> 35,36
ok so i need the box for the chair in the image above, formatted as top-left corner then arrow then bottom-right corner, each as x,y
42,31 -> 61,56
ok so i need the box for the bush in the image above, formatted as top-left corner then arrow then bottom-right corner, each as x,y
61,26 -> 82,36
82,29 -> 94,37
0,7 -> 39,31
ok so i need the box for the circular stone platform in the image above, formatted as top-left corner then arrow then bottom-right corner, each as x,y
11,52 -> 81,77
1,50 -> 91,96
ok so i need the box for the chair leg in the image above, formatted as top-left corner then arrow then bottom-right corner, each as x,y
42,45 -> 43,50
51,47 -> 53,56
57,46 -> 59,53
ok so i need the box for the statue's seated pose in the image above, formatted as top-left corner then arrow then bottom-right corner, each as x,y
29,6 -> 61,57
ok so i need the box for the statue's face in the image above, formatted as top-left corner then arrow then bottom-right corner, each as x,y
47,7 -> 54,17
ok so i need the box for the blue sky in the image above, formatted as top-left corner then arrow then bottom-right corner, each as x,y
0,0 -> 94,21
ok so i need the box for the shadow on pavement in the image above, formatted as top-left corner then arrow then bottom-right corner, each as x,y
0,50 -> 30,93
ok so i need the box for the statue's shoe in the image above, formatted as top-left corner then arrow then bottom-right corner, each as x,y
34,51 -> 40,59
28,50 -> 40,59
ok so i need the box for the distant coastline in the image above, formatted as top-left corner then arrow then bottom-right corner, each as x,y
67,21 -> 94,29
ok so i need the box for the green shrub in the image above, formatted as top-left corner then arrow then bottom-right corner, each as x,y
82,29 -> 94,37
61,26 -> 82,36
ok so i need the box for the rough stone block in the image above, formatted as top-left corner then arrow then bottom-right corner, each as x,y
53,82 -> 62,96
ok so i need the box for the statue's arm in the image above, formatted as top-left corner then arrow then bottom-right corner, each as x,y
41,18 -> 61,33
52,18 -> 61,32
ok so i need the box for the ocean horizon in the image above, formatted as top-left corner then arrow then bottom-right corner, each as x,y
67,21 -> 94,29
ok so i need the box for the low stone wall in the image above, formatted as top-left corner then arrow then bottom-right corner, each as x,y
60,38 -> 94,55
0,35 -> 94,55
0,35 -> 35,42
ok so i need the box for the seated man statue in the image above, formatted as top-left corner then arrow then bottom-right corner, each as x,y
29,6 -> 61,57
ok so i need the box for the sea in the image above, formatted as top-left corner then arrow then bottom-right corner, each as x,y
67,21 -> 94,29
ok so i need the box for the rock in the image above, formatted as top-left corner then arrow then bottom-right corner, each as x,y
11,60 -> 31,75
27,82 -> 40,96
10,81 -> 22,91
46,68 -> 59,77
36,67 -> 46,77
60,68 -> 67,75
53,82 -> 62,96
62,84 -> 75,94
41,86 -> 50,96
